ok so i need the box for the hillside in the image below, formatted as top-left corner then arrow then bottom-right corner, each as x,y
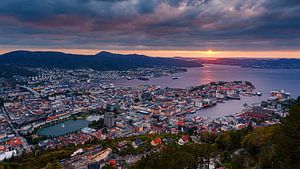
197,58 -> 300,69
0,50 -> 202,70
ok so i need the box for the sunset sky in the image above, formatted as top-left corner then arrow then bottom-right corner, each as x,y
0,0 -> 300,58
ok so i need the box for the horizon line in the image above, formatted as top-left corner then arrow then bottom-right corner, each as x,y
1,48 -> 300,59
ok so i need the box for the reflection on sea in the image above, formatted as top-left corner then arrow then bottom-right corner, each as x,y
114,64 -> 300,118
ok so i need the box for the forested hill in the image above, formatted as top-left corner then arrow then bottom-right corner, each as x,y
198,58 -> 300,69
0,50 -> 202,70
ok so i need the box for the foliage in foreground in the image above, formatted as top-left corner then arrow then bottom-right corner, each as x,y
130,144 -> 217,169
130,98 -> 300,169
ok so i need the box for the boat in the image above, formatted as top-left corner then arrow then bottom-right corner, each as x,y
217,100 -> 225,103
126,77 -> 133,80
138,76 -> 150,81
193,116 -> 202,122
241,93 -> 251,97
172,76 -> 179,80
176,112 -> 186,117
227,95 -> 241,100
61,124 -> 65,128
256,91 -> 262,96
190,110 -> 196,114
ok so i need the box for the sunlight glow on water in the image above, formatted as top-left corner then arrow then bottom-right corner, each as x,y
114,64 -> 300,118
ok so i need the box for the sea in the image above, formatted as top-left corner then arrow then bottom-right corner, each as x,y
114,64 -> 300,119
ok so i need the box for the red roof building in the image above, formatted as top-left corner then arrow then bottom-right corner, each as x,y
8,138 -> 22,147
151,137 -> 162,146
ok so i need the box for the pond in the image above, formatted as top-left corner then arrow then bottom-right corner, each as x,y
38,119 -> 90,137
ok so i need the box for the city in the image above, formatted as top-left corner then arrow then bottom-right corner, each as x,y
1,0 -> 300,169
0,67 -> 294,168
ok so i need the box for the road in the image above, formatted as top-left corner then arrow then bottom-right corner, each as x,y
1,106 -> 29,148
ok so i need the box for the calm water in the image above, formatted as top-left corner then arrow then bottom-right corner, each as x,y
38,120 -> 90,137
114,64 -> 300,119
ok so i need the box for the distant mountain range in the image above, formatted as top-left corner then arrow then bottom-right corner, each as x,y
1,50 -> 300,78
198,58 -> 300,69
0,50 -> 202,70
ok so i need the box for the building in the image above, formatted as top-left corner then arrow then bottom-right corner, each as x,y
151,137 -> 162,146
178,135 -> 189,145
104,112 -> 115,128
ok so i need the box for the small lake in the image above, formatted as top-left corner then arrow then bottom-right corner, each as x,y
38,120 -> 90,137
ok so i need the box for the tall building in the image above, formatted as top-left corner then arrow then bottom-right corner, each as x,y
104,112 -> 115,128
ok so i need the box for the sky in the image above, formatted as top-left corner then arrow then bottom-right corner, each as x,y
0,0 -> 300,58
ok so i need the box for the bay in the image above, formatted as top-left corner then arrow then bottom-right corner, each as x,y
114,64 -> 300,119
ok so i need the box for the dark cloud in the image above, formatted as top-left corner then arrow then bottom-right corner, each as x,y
0,0 -> 300,51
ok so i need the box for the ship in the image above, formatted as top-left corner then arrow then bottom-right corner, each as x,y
190,109 -> 196,114
176,112 -> 186,117
138,76 -> 150,81
226,95 -> 241,100
126,76 -> 133,80
269,90 -> 290,101
256,91 -> 262,96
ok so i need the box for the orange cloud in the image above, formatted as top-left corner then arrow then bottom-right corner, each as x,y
1,48 -> 300,58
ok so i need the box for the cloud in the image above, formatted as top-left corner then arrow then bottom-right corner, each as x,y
0,0 -> 300,51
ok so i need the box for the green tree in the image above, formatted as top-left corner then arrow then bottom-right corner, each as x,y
275,98 -> 300,169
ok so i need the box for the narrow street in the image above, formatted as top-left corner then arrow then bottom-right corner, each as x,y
1,106 -> 29,148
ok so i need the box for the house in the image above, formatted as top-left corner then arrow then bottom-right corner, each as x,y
108,159 -> 116,168
87,162 -> 100,169
81,127 -> 97,134
0,150 -> 17,162
89,148 -> 112,162
151,138 -> 162,147
116,140 -> 127,151
8,137 -> 22,147
71,148 -> 84,157
178,135 -> 189,145
132,139 -> 143,149
148,130 -> 156,135
190,136 -> 201,143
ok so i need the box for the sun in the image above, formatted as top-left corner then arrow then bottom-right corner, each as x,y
207,50 -> 213,54
198,49 -> 220,56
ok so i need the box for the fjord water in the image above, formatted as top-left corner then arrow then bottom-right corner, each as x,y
114,64 -> 300,119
